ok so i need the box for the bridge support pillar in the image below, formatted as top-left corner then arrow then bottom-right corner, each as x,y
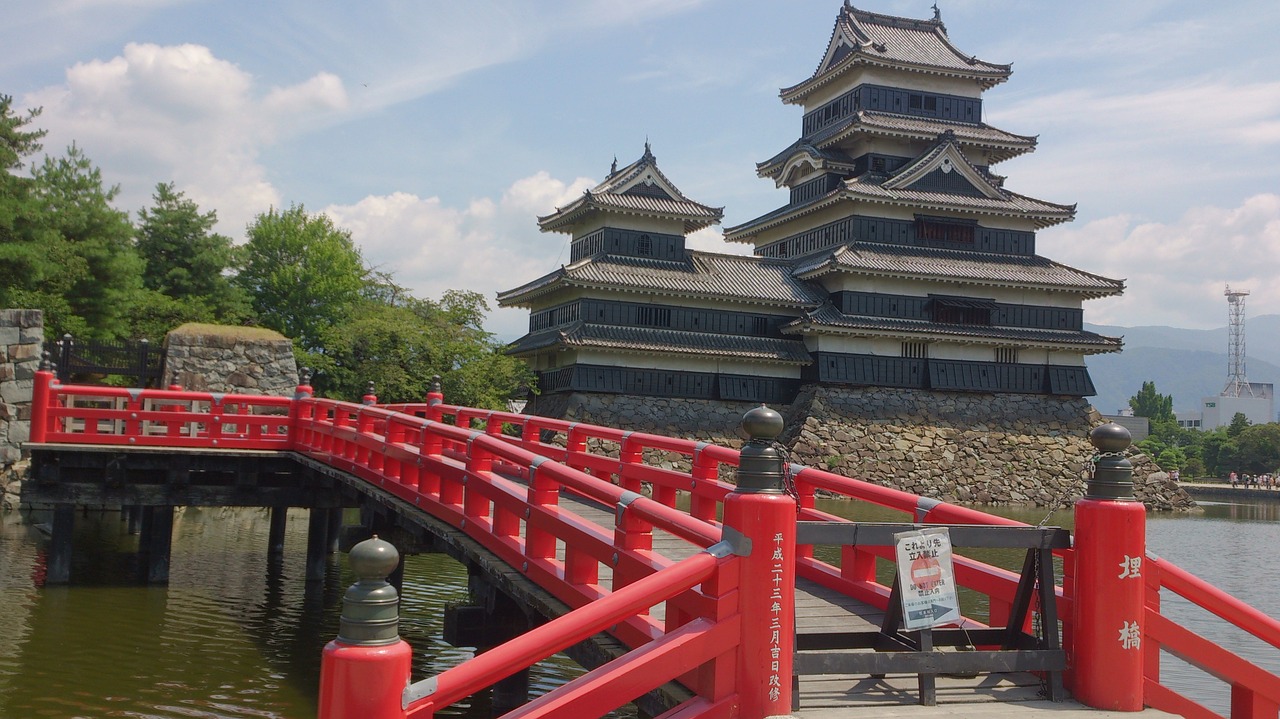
1072,423 -> 1145,711
444,569 -> 533,715
144,506 -> 174,584
307,508 -> 332,581
46,505 -> 75,584
268,506 -> 288,558
722,405 -> 796,718
319,536 -> 412,719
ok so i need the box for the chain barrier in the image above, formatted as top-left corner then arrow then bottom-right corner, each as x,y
772,441 -> 801,505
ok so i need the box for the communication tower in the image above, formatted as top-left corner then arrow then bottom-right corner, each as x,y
1223,285 -> 1254,397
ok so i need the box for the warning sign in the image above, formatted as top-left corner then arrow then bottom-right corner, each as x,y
894,527 -> 961,630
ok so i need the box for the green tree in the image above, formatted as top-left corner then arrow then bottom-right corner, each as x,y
1233,423 -> 1280,475
29,144 -> 143,340
1200,429 -> 1237,478
235,204 -> 365,352
1155,447 -> 1187,472
314,287 -> 533,409
135,182 -> 248,323
1227,412 -> 1251,438
1129,381 -> 1174,423
0,96 -> 82,335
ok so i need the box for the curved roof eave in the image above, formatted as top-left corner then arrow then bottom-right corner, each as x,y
781,54 -> 1009,106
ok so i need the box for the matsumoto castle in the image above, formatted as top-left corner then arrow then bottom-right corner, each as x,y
498,3 -> 1124,412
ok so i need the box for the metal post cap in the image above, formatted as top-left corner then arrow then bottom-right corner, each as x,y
742,404 -> 784,442
1086,422 -> 1136,501
338,536 -> 402,646
736,405 -> 786,493
349,535 -> 399,579
1089,422 -> 1132,453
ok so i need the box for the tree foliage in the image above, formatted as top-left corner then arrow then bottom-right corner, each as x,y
30,144 -> 144,340
313,284 -> 533,410
236,204 -> 365,352
1128,381 -> 1174,423
135,182 -> 248,323
1233,424 -> 1280,475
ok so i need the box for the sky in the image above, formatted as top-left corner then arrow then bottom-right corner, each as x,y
4,0 -> 1280,343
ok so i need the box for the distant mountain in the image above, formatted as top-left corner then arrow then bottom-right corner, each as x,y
1084,314 -> 1280,415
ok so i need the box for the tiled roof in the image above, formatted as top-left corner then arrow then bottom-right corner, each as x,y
505,322 -> 813,364
792,242 -> 1125,298
784,304 -> 1123,353
497,251 -> 827,308
782,5 -> 1010,104
840,166 -> 1074,228
538,145 -> 723,234
757,112 -> 1036,182
724,173 -> 1072,240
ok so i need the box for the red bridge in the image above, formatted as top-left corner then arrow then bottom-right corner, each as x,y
24,366 -> 1280,719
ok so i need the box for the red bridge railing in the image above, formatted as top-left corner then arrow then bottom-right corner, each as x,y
27,368 -> 1280,718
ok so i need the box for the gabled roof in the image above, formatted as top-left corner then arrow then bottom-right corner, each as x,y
781,3 -> 1011,105
731,131 -> 1073,240
758,143 -> 858,188
792,242 -> 1125,299
538,144 -> 724,234
757,112 -> 1037,182
782,304 -> 1122,354
496,250 -> 826,308
504,322 -> 813,364
882,130 -> 1005,199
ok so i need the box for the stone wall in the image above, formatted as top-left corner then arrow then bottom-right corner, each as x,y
162,323 -> 298,396
1,309 -> 42,509
528,385 -> 1195,511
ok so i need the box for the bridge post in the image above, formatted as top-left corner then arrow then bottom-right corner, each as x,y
30,353 -> 54,443
1072,423 -> 1145,711
318,536 -> 412,719
722,405 -> 796,718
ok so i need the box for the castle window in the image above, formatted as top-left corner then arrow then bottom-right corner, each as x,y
752,316 -> 768,335
924,96 -> 938,111
636,306 -> 672,327
929,296 -> 996,326
901,342 -> 928,359
636,234 -> 652,256
916,218 -> 975,245
871,157 -> 886,172
909,94 -> 922,109
996,348 -> 1019,364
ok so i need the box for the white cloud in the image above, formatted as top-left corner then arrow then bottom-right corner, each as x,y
1049,194 -> 1280,329
19,42 -> 355,235
323,172 -> 596,342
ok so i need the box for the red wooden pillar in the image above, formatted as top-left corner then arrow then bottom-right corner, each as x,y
424,374 -> 444,421
318,536 -> 412,719
721,405 -> 796,718
1072,423 -> 1146,711
30,358 -> 55,443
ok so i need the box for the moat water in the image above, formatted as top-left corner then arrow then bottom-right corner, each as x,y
0,495 -> 1276,717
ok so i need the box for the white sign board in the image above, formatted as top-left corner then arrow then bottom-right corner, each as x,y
894,527 -> 961,630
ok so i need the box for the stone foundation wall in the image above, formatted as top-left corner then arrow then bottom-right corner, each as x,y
1,309 -> 42,509
162,324 -> 298,396
527,385 -> 1194,511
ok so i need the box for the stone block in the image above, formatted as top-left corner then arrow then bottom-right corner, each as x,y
9,343 -> 39,362
19,326 -> 45,343
8,420 -> 29,445
0,327 -> 18,345
0,379 -> 32,404
13,360 -> 37,381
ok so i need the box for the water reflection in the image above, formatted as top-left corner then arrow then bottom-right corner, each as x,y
0,508 -> 606,719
